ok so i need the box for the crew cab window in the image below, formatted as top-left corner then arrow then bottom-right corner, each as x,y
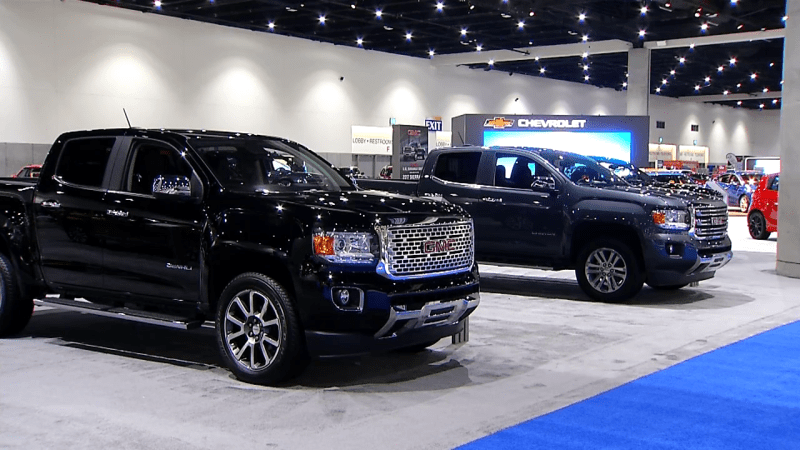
55,138 -> 115,187
123,140 -> 194,195
770,175 -> 780,191
433,152 -> 481,184
492,154 -> 551,189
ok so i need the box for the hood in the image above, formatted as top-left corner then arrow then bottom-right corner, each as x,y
596,183 -> 725,205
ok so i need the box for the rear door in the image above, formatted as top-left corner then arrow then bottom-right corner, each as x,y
33,136 -> 120,290
102,137 -> 205,302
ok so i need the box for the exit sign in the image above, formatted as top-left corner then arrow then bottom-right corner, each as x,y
425,119 -> 443,132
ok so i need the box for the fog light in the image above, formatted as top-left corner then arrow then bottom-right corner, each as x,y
665,242 -> 684,257
331,287 -> 363,311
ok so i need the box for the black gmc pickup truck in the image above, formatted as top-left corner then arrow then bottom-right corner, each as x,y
358,146 -> 732,302
0,129 -> 479,384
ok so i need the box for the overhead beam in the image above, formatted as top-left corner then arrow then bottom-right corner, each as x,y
677,91 -> 782,102
644,28 -> 785,50
431,39 -> 632,67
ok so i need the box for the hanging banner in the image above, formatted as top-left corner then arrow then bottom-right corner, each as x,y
391,124 -> 429,181
351,126 -> 393,155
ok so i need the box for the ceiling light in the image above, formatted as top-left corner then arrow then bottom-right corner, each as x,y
578,13 -> 586,21
705,76 -> 711,83
405,32 -> 412,41
695,85 -> 700,91
429,49 -> 435,57
582,35 -> 589,42
529,11 -> 534,16
751,73 -> 757,80
540,67 -> 546,74
268,21 -> 275,30
518,20 -> 525,29
701,23 -> 708,31
760,104 -> 765,109
718,66 -> 724,72
476,44 -> 482,52
781,80 -> 784,85
723,90 -> 729,95
583,64 -> 589,71
773,99 -> 778,104
731,0 -> 738,4
383,25 -> 393,30
488,59 -> 494,66
730,57 -> 737,65
319,15 -> 326,24
690,43 -> 696,49
737,101 -> 742,105
436,2 -> 444,11
501,13 -> 511,18
154,0 -> 161,7
662,79 -> 668,85
470,4 -> 474,9
737,24 -> 744,30
622,82 -> 628,88
351,4 -> 355,9
695,12 -> 700,18
783,16 -> 788,22
763,87 -> 769,93
582,52 -> 588,59
638,30 -> 646,38
286,7 -> 297,12
375,9 -> 382,18
584,75 -> 590,81
679,57 -> 686,64
770,62 -> 775,67
656,87 -> 661,93
461,28 -> 467,36
356,37 -> 363,46
535,56 -> 540,61
670,70 -> 676,75
641,6 -> 648,15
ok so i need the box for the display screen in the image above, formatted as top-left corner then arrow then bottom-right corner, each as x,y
749,158 -> 780,174
483,130 -> 632,163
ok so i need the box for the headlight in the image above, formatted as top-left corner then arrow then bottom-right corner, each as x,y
313,231 -> 376,264
652,209 -> 690,230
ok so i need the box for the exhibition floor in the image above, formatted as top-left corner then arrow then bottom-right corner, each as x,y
2,216 -> 798,450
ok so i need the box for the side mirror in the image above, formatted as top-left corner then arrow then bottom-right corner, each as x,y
152,175 -> 193,199
531,176 -> 557,191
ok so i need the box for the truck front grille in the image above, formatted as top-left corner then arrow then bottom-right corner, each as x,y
377,219 -> 474,279
691,203 -> 728,240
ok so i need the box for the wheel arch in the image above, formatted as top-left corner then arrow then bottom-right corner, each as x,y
569,222 -> 645,269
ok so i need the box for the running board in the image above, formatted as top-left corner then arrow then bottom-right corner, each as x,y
34,297 -> 205,330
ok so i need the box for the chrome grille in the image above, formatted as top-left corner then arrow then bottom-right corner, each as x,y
691,203 -> 728,240
377,220 -> 474,279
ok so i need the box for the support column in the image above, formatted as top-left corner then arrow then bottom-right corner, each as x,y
627,48 -> 651,116
777,0 -> 800,277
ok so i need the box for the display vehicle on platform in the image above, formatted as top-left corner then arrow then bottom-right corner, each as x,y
747,173 -> 779,240
359,146 -> 732,302
0,129 -> 479,385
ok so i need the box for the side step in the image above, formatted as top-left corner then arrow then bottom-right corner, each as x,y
34,297 -> 206,330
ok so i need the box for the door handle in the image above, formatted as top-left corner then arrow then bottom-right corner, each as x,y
106,209 -> 129,218
41,200 -> 61,209
481,197 -> 503,203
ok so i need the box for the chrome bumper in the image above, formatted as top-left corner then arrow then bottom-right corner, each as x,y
374,294 -> 480,339
687,251 -> 733,276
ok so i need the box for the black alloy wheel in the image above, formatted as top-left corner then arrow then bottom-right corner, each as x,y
748,211 -> 770,240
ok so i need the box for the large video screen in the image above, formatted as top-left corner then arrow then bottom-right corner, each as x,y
483,130 -> 632,163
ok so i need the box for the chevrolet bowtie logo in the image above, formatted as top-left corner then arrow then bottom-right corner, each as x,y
484,117 -> 514,129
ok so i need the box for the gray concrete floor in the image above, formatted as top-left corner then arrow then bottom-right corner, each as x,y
2,216 -> 798,450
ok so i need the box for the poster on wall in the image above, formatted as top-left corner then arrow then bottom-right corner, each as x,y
678,145 -> 709,165
434,131 -> 452,149
391,125 -> 429,180
351,126 -> 393,155
648,143 -> 676,162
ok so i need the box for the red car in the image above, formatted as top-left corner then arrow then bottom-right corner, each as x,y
12,164 -> 42,178
747,172 -> 779,239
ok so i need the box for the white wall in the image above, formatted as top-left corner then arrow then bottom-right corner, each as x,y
0,0 -> 781,167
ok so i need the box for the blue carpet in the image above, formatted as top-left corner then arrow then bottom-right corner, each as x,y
459,321 -> 800,449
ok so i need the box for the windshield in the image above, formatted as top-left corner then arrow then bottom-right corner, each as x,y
189,136 -> 351,193
538,150 -> 623,186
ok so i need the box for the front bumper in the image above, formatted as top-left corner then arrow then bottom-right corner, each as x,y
643,232 -> 732,287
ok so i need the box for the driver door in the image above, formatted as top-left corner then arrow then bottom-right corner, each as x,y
102,138 -> 205,302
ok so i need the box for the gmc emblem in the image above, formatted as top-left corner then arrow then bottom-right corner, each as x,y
423,239 -> 454,253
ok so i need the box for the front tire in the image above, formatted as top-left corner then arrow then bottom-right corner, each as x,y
748,211 -> 770,240
0,254 -> 33,337
739,195 -> 750,212
215,273 -> 305,385
576,239 -> 643,302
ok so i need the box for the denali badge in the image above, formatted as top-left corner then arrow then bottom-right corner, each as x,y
166,263 -> 193,271
423,239 -> 454,253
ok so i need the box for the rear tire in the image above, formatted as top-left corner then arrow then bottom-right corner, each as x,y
0,254 -> 33,337
215,273 -> 306,385
739,195 -> 750,212
576,239 -> 643,302
748,211 -> 770,240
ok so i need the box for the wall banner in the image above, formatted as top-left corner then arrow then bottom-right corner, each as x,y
678,145 -> 709,164
351,126 -> 393,155
649,143 -> 677,162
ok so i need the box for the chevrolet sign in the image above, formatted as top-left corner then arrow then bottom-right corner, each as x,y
517,119 -> 587,129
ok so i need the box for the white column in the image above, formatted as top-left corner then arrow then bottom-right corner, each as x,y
777,0 -> 800,277
627,48 -> 651,116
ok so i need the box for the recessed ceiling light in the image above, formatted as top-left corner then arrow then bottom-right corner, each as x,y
641,6 -> 648,15
529,11 -> 534,17
622,82 -> 627,88
583,64 -> 589,71
783,16 -> 788,22
582,35 -> 588,42
763,87 -> 769,93
461,28 -> 467,36
501,13 -> 511,19
584,75 -> 590,81
737,83 -> 741,88
405,32 -> 412,40
662,79 -> 668,85
582,52 -> 588,59
639,30 -> 646,37
488,59 -> 494,66
383,25 -> 393,30
760,104 -> 765,109
429,49 -> 435,56
751,73 -> 757,80
540,67 -> 546,74
656,87 -> 661,93
375,9 -> 382,18
436,2 -> 444,12
695,85 -> 700,91
718,66 -> 724,72
781,80 -> 784,84
518,20 -> 525,29
690,43 -> 696,49
773,99 -> 778,104
268,21 -> 275,30
730,57 -> 737,65
154,0 -> 162,7
535,56 -> 540,61
351,4 -> 355,9
731,0 -> 738,4
670,70 -> 676,75
737,101 -> 742,105
679,57 -> 686,64
319,15 -> 326,24
578,13 -> 586,21
705,76 -> 711,82
737,24 -> 744,29
770,62 -> 775,67
356,37 -> 363,45
701,23 -> 708,31
723,90 -> 729,95
476,44 -> 482,52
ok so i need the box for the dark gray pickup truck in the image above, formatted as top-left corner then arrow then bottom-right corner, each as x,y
358,146 -> 732,302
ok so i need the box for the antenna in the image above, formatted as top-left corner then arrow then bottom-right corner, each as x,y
123,108 -> 132,128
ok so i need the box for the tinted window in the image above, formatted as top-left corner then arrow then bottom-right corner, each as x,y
123,140 -> 195,195
770,175 -> 780,191
491,153 -> 551,189
56,138 -> 115,187
433,152 -> 481,184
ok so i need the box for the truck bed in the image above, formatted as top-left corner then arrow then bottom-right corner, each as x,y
0,178 -> 37,203
354,179 -> 418,196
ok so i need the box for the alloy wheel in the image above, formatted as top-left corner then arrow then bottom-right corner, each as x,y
584,247 -> 628,294
223,289 -> 283,371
